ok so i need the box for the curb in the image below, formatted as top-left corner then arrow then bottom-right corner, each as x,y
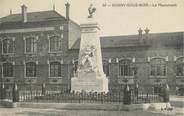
16,102 -> 171,111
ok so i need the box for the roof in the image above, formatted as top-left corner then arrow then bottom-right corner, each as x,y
70,31 -> 184,49
100,35 -> 140,48
0,10 -> 80,30
0,10 -> 66,23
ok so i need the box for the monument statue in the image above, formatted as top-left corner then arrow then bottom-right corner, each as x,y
71,4 -> 108,93
78,45 -> 97,73
88,4 -> 96,18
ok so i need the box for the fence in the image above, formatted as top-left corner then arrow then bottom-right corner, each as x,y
0,83 -> 168,104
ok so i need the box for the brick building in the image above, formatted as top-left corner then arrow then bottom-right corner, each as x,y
0,4 -> 184,92
0,4 -> 80,90
71,30 -> 184,92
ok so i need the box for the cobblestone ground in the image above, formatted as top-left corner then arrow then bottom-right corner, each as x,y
0,107 -> 183,116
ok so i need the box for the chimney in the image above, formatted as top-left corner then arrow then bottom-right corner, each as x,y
53,4 -> 56,11
144,27 -> 150,39
138,28 -> 143,43
21,4 -> 27,23
145,27 -> 150,34
10,9 -> 12,15
138,28 -> 143,36
65,2 -> 70,20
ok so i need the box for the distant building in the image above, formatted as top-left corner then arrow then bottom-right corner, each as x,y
0,4 -> 183,92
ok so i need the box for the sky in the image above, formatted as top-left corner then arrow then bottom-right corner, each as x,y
0,0 -> 184,36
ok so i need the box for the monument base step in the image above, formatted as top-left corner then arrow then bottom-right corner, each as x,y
71,76 -> 108,93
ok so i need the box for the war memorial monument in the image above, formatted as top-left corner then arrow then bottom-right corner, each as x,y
71,4 -> 109,93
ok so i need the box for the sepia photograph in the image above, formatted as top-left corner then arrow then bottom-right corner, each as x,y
0,0 -> 183,115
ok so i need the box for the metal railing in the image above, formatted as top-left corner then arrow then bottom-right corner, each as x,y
0,83 -> 166,104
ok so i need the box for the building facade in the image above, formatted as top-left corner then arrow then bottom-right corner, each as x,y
0,4 -> 81,90
0,4 -> 184,92
70,30 -> 184,92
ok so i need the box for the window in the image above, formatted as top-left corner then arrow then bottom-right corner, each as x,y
25,36 -> 37,53
119,59 -> 133,76
49,35 -> 62,52
103,60 -> 109,76
60,26 -> 64,30
3,62 -> 13,77
50,62 -> 61,77
2,38 -> 14,54
150,58 -> 166,76
0,65 -> 2,77
26,62 -> 36,77
176,57 -> 184,76
0,40 -> 2,54
73,61 -> 78,73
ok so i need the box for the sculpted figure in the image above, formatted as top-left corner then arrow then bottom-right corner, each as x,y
78,45 -> 96,72
88,4 -> 96,18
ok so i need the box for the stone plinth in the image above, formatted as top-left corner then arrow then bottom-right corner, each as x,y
71,18 -> 108,93
71,72 -> 108,93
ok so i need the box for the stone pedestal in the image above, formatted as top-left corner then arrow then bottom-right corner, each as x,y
71,18 -> 108,93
